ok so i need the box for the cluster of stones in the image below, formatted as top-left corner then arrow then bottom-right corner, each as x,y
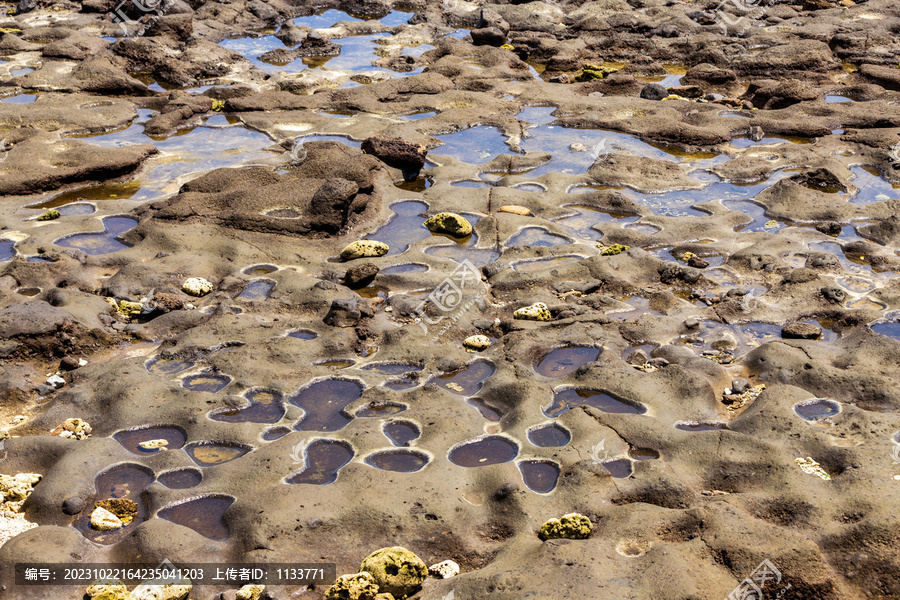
326,547 -> 459,600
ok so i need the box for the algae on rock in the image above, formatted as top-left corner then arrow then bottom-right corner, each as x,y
182,277 -> 213,297
326,571 -> 380,600
538,513 -> 593,541
513,302 -> 551,321
359,546 -> 428,599
423,212 -> 472,237
341,240 -> 389,261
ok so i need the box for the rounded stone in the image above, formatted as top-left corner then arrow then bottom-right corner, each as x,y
513,302 -> 551,321
62,496 -> 85,515
463,334 -> 491,351
423,212 -> 472,237
538,513 -> 593,541
182,277 -> 213,297
326,571 -> 379,600
359,546 -> 428,599
340,240 -> 389,261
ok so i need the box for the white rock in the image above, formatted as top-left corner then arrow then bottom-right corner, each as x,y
131,583 -> 192,600
513,302 -> 551,321
182,277 -> 213,297
90,507 -> 123,531
463,335 -> 491,352
236,584 -> 265,600
46,374 -> 66,389
428,560 -> 460,579
137,439 -> 169,451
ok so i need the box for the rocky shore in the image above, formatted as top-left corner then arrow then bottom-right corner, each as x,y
1,0 -> 900,599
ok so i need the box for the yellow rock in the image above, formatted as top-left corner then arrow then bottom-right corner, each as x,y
513,302 -> 551,321
340,240 -> 389,261
423,212 -> 472,237
182,277 -> 213,297
463,335 -> 491,352
498,205 -> 532,216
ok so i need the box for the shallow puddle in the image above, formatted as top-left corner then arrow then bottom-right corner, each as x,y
211,389 -> 285,424
327,33 -> 392,72
288,329 -> 318,340
77,464 -> 154,543
235,279 -> 275,301
725,200 -> 786,233
183,373 -> 231,394
16,287 -> 40,296
467,398 -> 502,422
0,239 -> 15,261
158,495 -> 234,541
520,125 -> 723,179
55,216 -> 137,255
286,439 -> 354,485
219,35 -> 310,74
243,263 -> 279,275
383,420 -> 420,447
381,263 -> 429,274
872,321 -> 900,340
366,201 -> 430,255
37,180 -> 141,208
2,93 -> 36,104
157,468 -> 203,489
262,426 -> 292,441
545,387 -> 646,418
114,425 -> 187,454
629,447 -> 660,460
293,8 -> 362,28
534,346 -> 600,378
451,179 -> 493,188
365,449 -> 429,473
554,205 -> 639,241
433,126 -> 510,164
185,442 -> 252,466
602,458 -> 633,478
448,435 -> 518,467
849,166 -> 900,204
431,359 -> 495,395
794,399 -> 841,421
505,227 -> 572,247
519,460 -> 560,493
290,378 -> 364,431
527,423 -> 571,447
95,464 -> 154,501
76,113 -> 274,202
